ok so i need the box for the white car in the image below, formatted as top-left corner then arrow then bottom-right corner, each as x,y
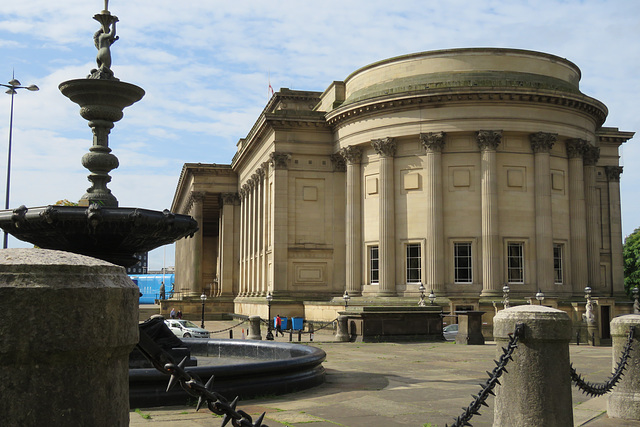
164,319 -> 210,339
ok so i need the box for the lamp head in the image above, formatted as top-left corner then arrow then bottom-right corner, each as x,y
535,289 -> 544,301
342,291 -> 350,302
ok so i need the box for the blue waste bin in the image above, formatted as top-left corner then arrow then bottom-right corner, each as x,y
274,317 -> 288,330
291,317 -> 304,331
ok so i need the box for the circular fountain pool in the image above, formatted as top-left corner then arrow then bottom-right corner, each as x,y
129,339 -> 326,408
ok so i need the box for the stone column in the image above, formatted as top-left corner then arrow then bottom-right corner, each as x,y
240,185 -> 249,296
249,174 -> 258,296
372,137 -> 397,296
608,314 -> 640,419
584,146 -> 601,289
0,249 -> 139,426
219,193 -> 238,297
606,166 -> 624,296
261,161 -> 270,295
493,305 -> 573,427
190,191 -> 205,297
566,139 -> 589,293
340,146 -> 363,296
256,167 -> 266,296
530,132 -> 557,294
420,132 -> 446,293
270,152 -> 291,295
477,130 -> 502,297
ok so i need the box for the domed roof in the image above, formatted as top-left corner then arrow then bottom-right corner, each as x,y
342,48 -> 582,105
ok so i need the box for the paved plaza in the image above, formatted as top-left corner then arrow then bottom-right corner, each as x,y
130,320 -> 640,427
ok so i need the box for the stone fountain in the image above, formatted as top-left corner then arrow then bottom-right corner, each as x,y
0,3 -> 197,426
0,2 -> 197,266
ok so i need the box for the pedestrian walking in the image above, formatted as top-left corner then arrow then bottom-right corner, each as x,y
177,309 -> 183,319
275,314 -> 284,337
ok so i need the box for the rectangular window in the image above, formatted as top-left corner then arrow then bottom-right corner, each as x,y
406,243 -> 421,283
554,244 -> 563,284
369,246 -> 379,284
507,242 -> 524,283
454,242 -> 473,283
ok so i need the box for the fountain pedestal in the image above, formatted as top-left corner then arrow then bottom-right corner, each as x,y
0,249 -> 139,426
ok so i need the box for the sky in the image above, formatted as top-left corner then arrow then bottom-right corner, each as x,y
0,0 -> 639,270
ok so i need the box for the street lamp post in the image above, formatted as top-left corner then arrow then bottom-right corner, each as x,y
342,290 -> 350,311
418,284 -> 426,306
200,292 -> 207,329
266,292 -> 274,340
1,76 -> 39,249
535,289 -> 545,305
428,289 -> 436,305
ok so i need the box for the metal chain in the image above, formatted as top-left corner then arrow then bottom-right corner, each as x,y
165,356 -> 268,426
310,318 -> 338,333
208,318 -> 249,334
571,326 -> 635,397
445,322 -> 524,427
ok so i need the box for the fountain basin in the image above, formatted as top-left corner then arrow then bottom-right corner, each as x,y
0,205 -> 198,267
129,339 -> 326,408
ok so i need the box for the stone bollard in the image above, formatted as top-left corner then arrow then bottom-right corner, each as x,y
335,315 -> 350,342
608,314 -> 640,420
0,249 -> 139,427
493,305 -> 573,427
247,315 -> 262,340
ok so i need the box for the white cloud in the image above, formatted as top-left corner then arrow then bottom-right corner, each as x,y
0,0 -> 638,260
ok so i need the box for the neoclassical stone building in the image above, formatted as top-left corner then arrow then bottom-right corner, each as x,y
171,48 -> 634,338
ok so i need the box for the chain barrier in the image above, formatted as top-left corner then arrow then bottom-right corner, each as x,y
311,318 -> 338,333
165,356 -> 268,426
570,326 -> 635,397
137,328 -> 268,426
445,322 -> 524,427
208,318 -> 249,335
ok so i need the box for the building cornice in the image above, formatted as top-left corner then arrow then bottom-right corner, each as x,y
325,87 -> 608,128
171,163 -> 235,214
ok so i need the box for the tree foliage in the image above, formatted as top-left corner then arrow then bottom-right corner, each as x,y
623,227 -> 640,297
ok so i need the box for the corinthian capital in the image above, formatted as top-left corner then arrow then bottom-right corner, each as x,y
583,145 -> 600,166
269,152 -> 291,170
530,132 -> 557,153
420,132 -> 447,152
565,138 -> 588,159
339,146 -> 363,164
330,153 -> 346,172
220,192 -> 240,206
476,130 -> 502,151
605,166 -> 623,182
372,137 -> 396,157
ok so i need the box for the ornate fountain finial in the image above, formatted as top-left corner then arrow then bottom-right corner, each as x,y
89,2 -> 119,80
